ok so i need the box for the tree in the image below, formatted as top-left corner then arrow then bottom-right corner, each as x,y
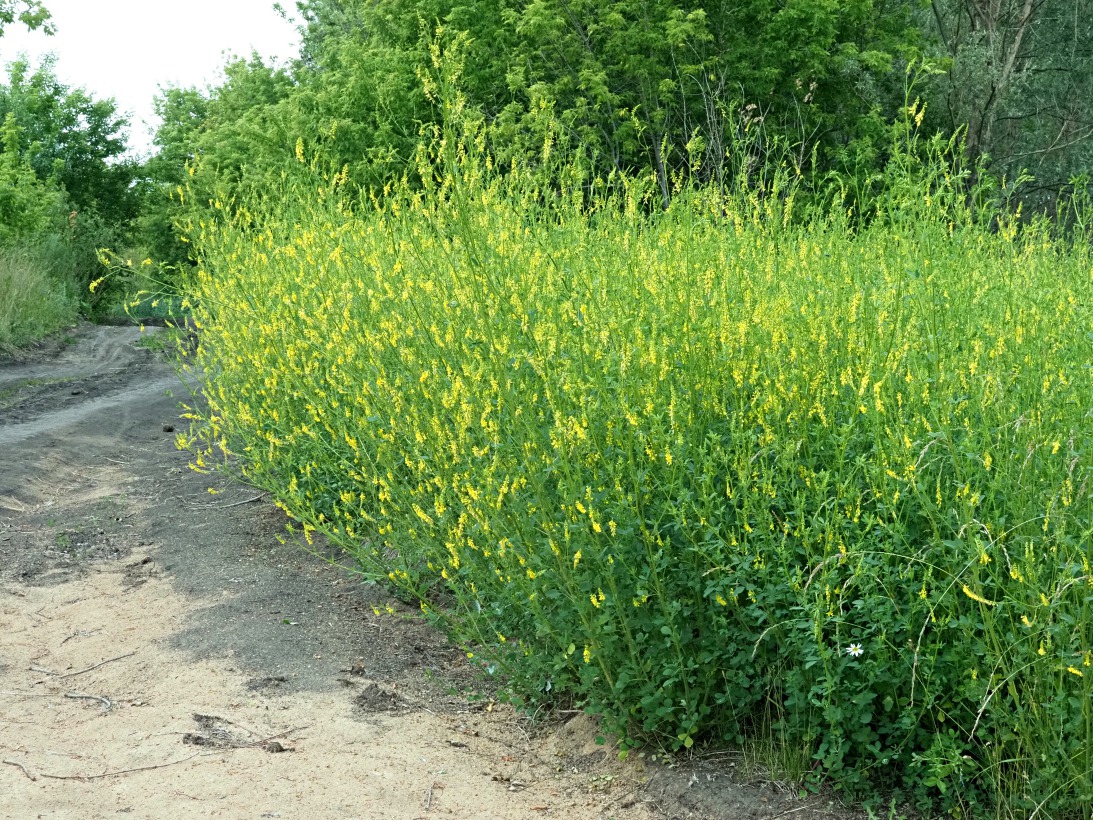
289,0 -> 925,191
139,56 -> 298,264
0,57 -> 137,225
0,110 -> 63,245
146,0 -> 940,239
0,0 -> 52,37
925,0 -> 1093,209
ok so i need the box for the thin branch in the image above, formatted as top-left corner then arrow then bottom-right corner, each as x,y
2,759 -> 37,781
56,652 -> 136,680
242,725 -> 310,750
183,494 -> 267,510
64,692 -> 114,711
37,753 -> 207,782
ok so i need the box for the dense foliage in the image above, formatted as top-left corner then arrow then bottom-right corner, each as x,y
925,0 -> 1093,211
180,108 -> 1093,815
137,0 -> 1093,267
0,0 -> 51,38
0,49 -> 137,346
6,1 -> 1093,814
0,57 -> 137,225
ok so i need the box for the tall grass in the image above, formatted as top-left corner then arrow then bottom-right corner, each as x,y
0,242 -> 80,352
180,120 -> 1092,816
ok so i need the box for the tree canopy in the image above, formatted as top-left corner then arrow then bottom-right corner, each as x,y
131,0 -> 1093,264
0,0 -> 52,37
0,57 -> 137,225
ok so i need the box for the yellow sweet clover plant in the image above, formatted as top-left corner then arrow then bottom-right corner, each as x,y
179,108 -> 1092,815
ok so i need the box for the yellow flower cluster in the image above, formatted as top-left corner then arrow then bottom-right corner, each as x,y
178,140 -> 1093,777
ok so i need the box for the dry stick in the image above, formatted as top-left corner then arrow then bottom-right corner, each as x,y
64,692 -> 113,711
214,494 -> 267,509
60,630 -> 100,646
767,806 -> 812,819
56,652 -> 136,680
37,752 -> 207,782
184,494 -> 267,510
34,727 -> 311,783
242,725 -> 310,749
2,759 -> 37,781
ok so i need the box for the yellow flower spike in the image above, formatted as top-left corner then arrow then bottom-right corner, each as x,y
961,585 -> 997,606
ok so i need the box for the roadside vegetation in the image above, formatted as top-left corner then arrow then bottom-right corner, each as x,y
179,76 -> 1093,815
0,46 -> 139,351
4,1 -> 1093,816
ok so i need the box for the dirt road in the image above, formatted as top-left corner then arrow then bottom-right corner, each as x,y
0,324 -> 849,820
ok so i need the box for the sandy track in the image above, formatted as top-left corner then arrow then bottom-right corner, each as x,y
0,324 -> 849,820
2,573 -> 645,819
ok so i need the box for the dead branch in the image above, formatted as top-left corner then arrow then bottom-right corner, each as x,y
37,753 -> 207,781
242,725 -> 310,750
56,652 -> 136,680
64,692 -> 114,711
2,759 -> 37,781
60,629 -> 101,645
184,494 -> 267,510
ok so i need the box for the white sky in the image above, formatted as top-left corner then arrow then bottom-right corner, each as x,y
0,0 -> 301,158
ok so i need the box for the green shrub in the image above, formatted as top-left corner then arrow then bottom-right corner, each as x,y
0,111 -> 65,246
0,243 -> 79,351
181,129 -> 1092,816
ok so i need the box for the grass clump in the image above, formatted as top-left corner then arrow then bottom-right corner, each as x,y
0,243 -> 80,352
180,123 -> 1093,816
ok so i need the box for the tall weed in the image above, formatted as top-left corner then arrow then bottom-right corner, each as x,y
181,117 -> 1092,816
0,243 -> 79,351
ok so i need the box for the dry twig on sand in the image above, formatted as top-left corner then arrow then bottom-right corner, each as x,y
55,652 -> 136,680
2,759 -> 37,781
37,753 -> 208,781
183,494 -> 267,510
64,692 -> 113,711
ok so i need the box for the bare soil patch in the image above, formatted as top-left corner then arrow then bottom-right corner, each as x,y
0,324 -> 861,819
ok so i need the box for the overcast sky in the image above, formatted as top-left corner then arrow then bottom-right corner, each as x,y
0,0 -> 301,157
